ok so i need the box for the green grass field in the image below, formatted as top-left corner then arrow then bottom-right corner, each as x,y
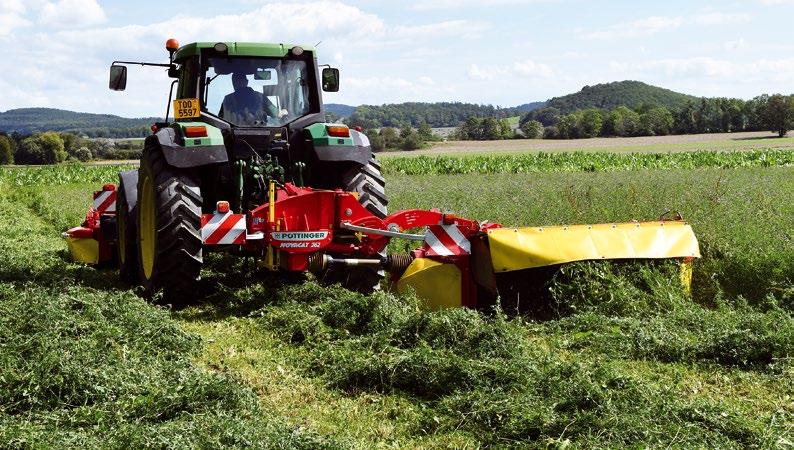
0,154 -> 791,448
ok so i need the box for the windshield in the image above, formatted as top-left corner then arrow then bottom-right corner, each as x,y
204,57 -> 312,127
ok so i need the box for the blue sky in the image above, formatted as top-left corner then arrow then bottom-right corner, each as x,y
1,0 -> 793,117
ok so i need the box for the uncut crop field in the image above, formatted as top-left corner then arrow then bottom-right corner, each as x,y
0,154 -> 792,448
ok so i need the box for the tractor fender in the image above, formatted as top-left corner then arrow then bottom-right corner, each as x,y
311,129 -> 372,166
150,127 -> 228,169
118,170 -> 139,212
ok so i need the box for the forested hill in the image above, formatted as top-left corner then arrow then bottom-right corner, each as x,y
0,108 -> 158,138
513,101 -> 547,113
345,102 -> 544,128
546,81 -> 697,115
324,103 -> 356,117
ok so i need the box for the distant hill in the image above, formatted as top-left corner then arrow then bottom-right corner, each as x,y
0,108 -> 158,138
513,101 -> 547,113
324,103 -> 356,117
545,81 -> 697,114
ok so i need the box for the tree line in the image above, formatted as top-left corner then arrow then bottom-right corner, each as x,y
517,94 -> 794,140
365,123 -> 441,152
0,131 -> 141,165
346,102 -> 527,129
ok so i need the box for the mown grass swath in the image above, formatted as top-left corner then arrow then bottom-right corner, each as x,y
0,191 -> 334,448
253,280 -> 790,448
381,149 -> 794,175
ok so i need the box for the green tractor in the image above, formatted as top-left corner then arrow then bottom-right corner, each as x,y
110,39 -> 387,300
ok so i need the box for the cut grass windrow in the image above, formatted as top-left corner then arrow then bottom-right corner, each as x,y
251,281 -> 791,448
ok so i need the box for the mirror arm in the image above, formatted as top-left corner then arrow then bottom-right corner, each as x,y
164,80 -> 178,124
112,60 -> 172,68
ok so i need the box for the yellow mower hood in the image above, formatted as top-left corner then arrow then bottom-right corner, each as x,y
487,221 -> 700,272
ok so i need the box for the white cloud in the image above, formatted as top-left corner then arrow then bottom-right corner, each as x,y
758,0 -> 794,4
0,1 -> 386,114
412,0 -> 551,10
583,16 -> 683,39
692,12 -> 750,26
1,1 -> 788,114
394,20 -> 490,39
582,13 -> 750,40
512,59 -> 554,77
723,38 -> 748,51
0,1 -> 488,114
610,57 -> 794,86
610,57 -> 734,78
341,76 -> 454,104
469,59 -> 554,81
39,0 -> 106,28
0,0 -> 31,37
468,63 -> 507,81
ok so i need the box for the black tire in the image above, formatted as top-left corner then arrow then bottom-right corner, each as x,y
137,144 -> 203,303
342,156 -> 388,218
116,177 -> 138,283
323,156 -> 389,293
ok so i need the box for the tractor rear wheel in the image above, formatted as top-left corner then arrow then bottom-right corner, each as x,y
116,177 -> 138,283
323,156 -> 389,293
342,156 -> 388,218
137,145 -> 203,303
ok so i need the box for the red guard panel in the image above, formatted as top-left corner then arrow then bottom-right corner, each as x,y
201,213 -> 247,245
93,189 -> 117,214
423,224 -> 472,256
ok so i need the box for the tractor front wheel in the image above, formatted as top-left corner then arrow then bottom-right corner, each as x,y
342,156 -> 388,219
137,145 -> 203,303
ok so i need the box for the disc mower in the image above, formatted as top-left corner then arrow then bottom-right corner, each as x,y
65,39 -> 700,310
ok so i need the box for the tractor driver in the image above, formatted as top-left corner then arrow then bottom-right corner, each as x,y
220,72 -> 285,125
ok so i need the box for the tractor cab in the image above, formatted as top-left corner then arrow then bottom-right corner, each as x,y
109,40 -> 339,131
172,42 -> 339,130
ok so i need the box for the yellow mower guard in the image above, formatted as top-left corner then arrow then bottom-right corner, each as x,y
487,221 -> 700,272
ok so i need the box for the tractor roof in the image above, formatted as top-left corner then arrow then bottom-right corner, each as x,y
173,42 -> 316,61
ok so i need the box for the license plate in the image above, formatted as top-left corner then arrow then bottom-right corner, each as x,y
173,98 -> 201,120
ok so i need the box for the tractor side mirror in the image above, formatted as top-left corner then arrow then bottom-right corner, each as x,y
322,67 -> 339,92
109,65 -> 127,91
